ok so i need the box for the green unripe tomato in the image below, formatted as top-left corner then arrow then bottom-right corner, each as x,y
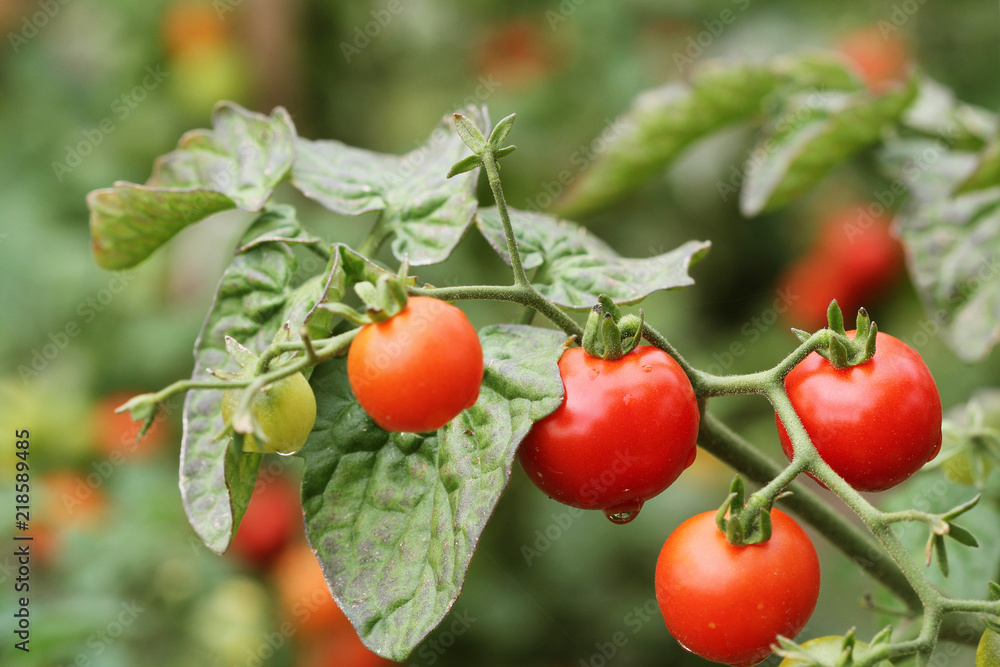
778,636 -> 893,666
979,628 -> 1000,667
222,372 -> 316,455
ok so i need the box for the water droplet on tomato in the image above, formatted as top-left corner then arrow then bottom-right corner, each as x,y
641,364 -> 652,373
603,500 -> 642,524
623,394 -> 635,406
589,368 -> 599,380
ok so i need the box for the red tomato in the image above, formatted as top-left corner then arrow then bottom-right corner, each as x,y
777,331 -> 942,491
836,26 -> 910,92
162,0 -> 229,59
517,345 -> 699,521
477,20 -> 553,88
780,206 -> 903,330
655,510 -> 821,667
272,543 -> 352,639
347,297 -> 484,433
299,633 -> 396,667
229,476 -> 302,567
93,392 -> 169,459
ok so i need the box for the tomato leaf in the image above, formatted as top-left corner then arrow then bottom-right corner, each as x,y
476,206 -> 710,309
291,107 -> 487,266
955,127 -> 1000,194
88,102 -> 296,270
298,325 -> 566,661
552,53 -> 862,218
739,78 -> 918,216
879,138 -> 1000,362
180,207 -> 328,554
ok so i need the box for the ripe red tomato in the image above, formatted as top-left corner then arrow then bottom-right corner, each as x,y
517,345 -> 699,521
777,331 -> 942,492
272,543 -> 352,639
780,206 -> 903,330
93,392 -> 169,459
835,26 -> 910,92
655,509 -> 821,667
298,632 -> 396,667
230,476 -> 302,567
347,296 -> 484,433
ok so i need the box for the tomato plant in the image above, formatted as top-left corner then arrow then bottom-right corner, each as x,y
89,44 -> 1000,665
776,329 -> 942,492
517,344 -> 699,522
655,509 -> 820,667
347,295 -> 484,433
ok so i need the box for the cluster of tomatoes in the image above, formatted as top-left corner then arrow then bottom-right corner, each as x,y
227,286 -> 943,665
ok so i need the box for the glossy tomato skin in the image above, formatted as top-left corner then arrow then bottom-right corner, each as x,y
777,331 -> 942,492
348,296 -> 483,433
655,510 -> 821,667
517,345 -> 699,512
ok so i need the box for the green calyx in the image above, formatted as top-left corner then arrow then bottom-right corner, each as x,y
448,112 -> 518,178
321,257 -> 413,325
580,295 -> 644,360
716,476 -> 775,546
792,300 -> 877,370
775,626 -> 895,666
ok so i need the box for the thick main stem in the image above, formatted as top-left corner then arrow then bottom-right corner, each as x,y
698,413 -> 922,610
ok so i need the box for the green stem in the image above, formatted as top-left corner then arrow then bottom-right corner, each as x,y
357,211 -> 390,258
409,283 -> 583,339
698,413 -> 922,610
481,150 -> 530,287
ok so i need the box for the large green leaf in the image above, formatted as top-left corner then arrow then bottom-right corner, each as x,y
739,78 -> 918,216
180,207 -> 329,554
291,107 -> 487,266
553,53 -> 862,218
299,325 -> 566,661
880,139 -> 1000,362
476,206 -> 710,309
88,102 -> 296,270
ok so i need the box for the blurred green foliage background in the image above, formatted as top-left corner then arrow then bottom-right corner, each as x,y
1,0 -> 998,665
